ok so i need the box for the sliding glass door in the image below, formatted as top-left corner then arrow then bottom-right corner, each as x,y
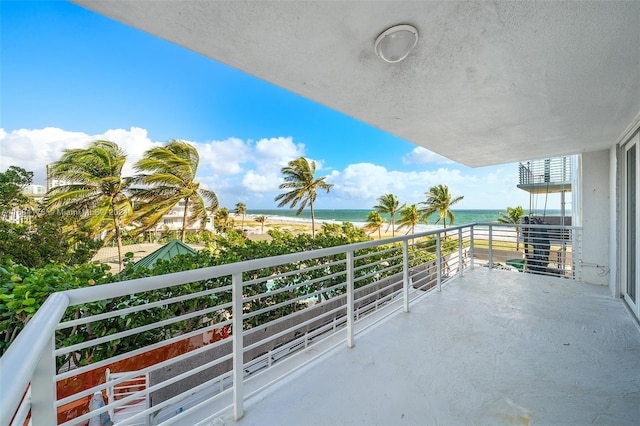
623,134 -> 639,318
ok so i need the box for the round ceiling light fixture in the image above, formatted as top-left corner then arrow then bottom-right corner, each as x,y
374,24 -> 418,63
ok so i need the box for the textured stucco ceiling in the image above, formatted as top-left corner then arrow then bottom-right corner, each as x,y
73,1 -> 640,167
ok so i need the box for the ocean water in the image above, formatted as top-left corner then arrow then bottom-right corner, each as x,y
246,209 -> 565,231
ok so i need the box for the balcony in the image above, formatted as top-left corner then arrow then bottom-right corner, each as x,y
518,157 -> 573,194
2,223 -> 639,426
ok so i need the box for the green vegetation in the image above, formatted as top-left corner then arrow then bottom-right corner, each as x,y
46,140 -> 134,271
498,205 -> 525,251
235,202 -> 247,229
132,139 -> 219,243
254,215 -> 267,233
274,157 -> 333,238
374,193 -> 403,237
364,211 -> 385,239
0,220 -> 462,367
397,204 -> 428,235
0,166 -> 35,218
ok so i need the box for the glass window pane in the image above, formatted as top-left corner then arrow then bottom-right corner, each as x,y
627,145 -> 636,302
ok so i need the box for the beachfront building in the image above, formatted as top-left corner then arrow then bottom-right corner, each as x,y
1,184 -> 45,224
149,199 -> 215,238
2,2 -> 640,425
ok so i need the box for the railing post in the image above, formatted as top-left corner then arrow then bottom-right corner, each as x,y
232,272 -> 244,420
470,225 -> 475,269
30,334 -> 57,426
488,224 -> 493,270
402,240 -> 410,313
458,228 -> 463,277
436,233 -> 442,291
346,250 -> 355,348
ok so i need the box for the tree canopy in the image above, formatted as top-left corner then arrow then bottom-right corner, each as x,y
45,140 -> 133,270
374,193 -> 403,237
274,157 -> 333,238
419,184 -> 463,228
364,211 -> 386,239
0,166 -> 35,218
396,204 -> 428,235
133,140 -> 219,242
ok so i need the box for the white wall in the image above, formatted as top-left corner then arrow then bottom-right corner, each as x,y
579,150 -> 611,286
609,145 -> 619,297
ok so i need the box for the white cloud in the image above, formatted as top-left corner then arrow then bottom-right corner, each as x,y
236,137 -> 307,195
402,146 -> 454,165
327,163 -> 474,207
194,137 -> 249,175
1,127 -> 96,185
0,126 -> 533,210
253,137 -> 304,164
242,170 -> 281,192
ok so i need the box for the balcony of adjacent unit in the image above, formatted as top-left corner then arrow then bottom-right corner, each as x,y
3,222 -> 640,426
517,156 -> 574,194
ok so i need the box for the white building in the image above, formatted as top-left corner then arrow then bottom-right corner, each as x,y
45,163 -> 68,193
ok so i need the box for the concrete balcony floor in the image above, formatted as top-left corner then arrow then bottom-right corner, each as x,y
228,269 -> 640,425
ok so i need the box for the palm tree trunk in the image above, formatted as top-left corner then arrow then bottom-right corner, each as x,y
310,201 -> 316,238
111,202 -> 124,271
391,214 -> 395,237
181,197 -> 189,242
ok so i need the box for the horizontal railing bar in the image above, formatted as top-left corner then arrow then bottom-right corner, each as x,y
55,319 -> 231,380
118,365 -> 236,426
353,256 -> 402,274
59,346 -> 232,411
57,284 -> 232,329
242,269 -> 346,304
353,245 -> 402,261
243,281 -> 347,321
56,303 -> 227,356
354,283 -> 402,307
242,258 -> 346,286
353,263 -> 403,284
353,254 -> 403,274
243,304 -> 346,353
245,278 -> 345,312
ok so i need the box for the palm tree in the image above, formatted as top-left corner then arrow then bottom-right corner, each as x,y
274,157 -> 333,238
364,211 -> 386,239
374,193 -> 402,237
419,184 -> 464,228
45,140 -> 133,270
235,202 -> 247,230
498,205 -> 525,251
215,207 -> 230,232
255,215 -> 267,234
132,140 -> 218,242
396,204 -> 428,235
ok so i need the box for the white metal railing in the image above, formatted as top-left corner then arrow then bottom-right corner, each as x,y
518,156 -> 572,186
0,223 -> 580,425
473,222 -> 581,280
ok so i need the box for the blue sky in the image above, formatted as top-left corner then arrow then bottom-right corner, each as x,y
0,1 -> 543,211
